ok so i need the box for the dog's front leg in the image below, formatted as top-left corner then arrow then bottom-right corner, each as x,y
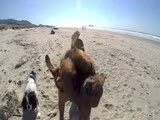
58,90 -> 68,120
36,106 -> 41,119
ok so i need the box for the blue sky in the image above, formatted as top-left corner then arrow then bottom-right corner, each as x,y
0,0 -> 159,35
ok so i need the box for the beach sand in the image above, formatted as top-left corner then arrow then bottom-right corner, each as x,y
0,27 -> 160,120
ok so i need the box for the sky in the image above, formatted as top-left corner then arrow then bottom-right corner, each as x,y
0,0 -> 159,36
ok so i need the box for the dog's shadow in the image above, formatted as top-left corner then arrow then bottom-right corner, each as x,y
22,110 -> 38,120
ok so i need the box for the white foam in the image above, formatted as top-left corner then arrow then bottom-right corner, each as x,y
91,27 -> 160,42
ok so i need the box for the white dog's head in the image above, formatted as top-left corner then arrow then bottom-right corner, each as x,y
22,71 -> 38,110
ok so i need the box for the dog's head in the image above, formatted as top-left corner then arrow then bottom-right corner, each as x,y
77,73 -> 105,119
29,71 -> 37,83
80,73 -> 106,107
22,91 -> 38,110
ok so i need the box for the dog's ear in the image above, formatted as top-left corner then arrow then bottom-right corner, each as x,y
22,95 -> 27,110
95,73 -> 106,86
71,31 -> 80,43
29,92 -> 38,110
71,31 -> 85,51
71,31 -> 80,48
45,55 -> 56,75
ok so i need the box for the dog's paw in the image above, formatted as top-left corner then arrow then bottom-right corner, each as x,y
37,112 -> 41,119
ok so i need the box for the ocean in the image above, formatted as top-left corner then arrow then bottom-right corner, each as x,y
92,27 -> 160,43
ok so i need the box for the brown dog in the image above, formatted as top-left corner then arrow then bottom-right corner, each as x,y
45,31 -> 105,120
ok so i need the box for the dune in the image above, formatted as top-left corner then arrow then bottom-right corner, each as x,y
0,27 -> 160,120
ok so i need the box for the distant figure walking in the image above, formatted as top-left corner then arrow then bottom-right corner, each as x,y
82,25 -> 86,30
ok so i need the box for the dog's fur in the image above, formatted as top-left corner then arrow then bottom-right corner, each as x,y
45,31 -> 105,120
22,71 -> 40,120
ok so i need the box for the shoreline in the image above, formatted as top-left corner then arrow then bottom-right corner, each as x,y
90,27 -> 160,43
60,26 -> 160,43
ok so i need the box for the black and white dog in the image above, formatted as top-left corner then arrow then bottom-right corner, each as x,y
22,71 -> 40,120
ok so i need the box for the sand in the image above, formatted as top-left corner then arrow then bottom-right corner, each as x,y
0,27 -> 160,120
